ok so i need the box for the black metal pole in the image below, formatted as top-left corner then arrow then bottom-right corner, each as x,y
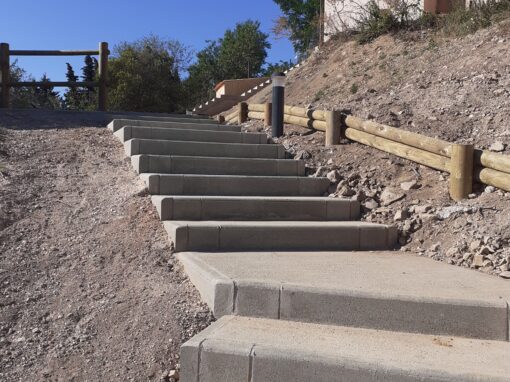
271,72 -> 285,138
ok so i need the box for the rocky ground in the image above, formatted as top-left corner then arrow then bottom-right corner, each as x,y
230,18 -> 510,279
0,111 -> 212,381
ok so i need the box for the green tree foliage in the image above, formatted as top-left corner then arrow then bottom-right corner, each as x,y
185,20 -> 271,107
64,63 -> 82,110
9,61 -> 61,109
273,0 -> 321,56
108,35 -> 188,112
261,60 -> 294,76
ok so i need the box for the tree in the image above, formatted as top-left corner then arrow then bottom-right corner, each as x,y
273,0 -> 321,56
108,35 -> 187,112
64,63 -> 82,110
261,60 -> 294,76
185,20 -> 271,107
81,55 -> 98,93
34,74 -> 61,109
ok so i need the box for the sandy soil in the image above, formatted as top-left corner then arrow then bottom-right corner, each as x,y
0,112 -> 212,382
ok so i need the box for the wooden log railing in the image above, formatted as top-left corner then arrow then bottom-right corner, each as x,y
0,42 -> 109,111
222,101 -> 510,200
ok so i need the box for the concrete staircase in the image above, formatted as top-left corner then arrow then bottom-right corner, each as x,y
109,116 -> 510,382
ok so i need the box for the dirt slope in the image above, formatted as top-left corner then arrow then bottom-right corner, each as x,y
235,19 -> 510,278
0,112 -> 212,381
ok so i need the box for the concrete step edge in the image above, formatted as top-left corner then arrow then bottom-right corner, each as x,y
181,315 -> 510,382
177,252 -> 510,341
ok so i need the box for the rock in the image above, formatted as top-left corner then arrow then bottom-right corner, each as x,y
472,254 -> 485,268
489,141 -> 505,152
400,180 -> 419,191
351,190 -> 367,202
468,193 -> 477,199
327,158 -> 334,165
295,150 -> 312,160
413,205 -> 433,214
436,205 -> 475,220
394,209 -> 409,222
429,243 -> 440,252
379,189 -> 405,206
327,170 -> 342,183
169,370 -> 179,382
484,186 -> 495,193
363,198 -> 379,210
313,166 -> 329,177
499,271 -> 510,279
337,185 -> 356,197
469,240 -> 482,252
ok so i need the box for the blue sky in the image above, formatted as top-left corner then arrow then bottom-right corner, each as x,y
0,0 -> 295,85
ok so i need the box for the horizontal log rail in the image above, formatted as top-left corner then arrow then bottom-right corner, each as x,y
10,81 -> 98,88
0,42 -> 109,111
10,50 -> 101,56
231,101 -> 510,198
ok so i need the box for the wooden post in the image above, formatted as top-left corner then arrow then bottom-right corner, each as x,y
238,102 -> 248,124
217,115 -> 225,124
449,143 -> 474,201
325,109 -> 341,146
0,43 -> 10,108
98,42 -> 108,111
264,102 -> 272,127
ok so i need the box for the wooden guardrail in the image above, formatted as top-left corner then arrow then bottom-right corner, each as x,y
0,42 -> 109,111
225,102 -> 510,200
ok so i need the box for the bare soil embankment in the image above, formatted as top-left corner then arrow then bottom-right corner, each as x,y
0,111 -> 212,381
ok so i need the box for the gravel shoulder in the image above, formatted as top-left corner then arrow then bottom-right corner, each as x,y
0,112 -> 212,381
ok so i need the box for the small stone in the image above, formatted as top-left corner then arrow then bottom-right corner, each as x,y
337,185 -> 355,197
394,209 -> 409,222
400,180 -> 419,191
379,189 -> 405,206
472,254 -> 485,268
413,205 -> 432,214
327,158 -> 334,165
295,150 -> 312,160
313,166 -> 329,177
468,193 -> 477,199
351,190 -> 367,202
363,198 -> 379,210
489,141 -> 505,152
469,240 -> 482,252
429,243 -> 440,252
327,170 -> 342,183
499,271 -> 510,279
169,370 -> 179,382
484,186 -> 495,194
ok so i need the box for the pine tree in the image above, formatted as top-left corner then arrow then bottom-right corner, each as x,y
35,74 -> 61,108
82,55 -> 96,93
64,63 -> 81,109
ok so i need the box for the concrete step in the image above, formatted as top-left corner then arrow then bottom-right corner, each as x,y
165,221 -> 397,252
140,174 -> 330,196
131,155 -> 305,176
181,316 -> 510,382
152,196 -> 360,221
108,118 -> 241,133
177,251 -> 510,340
114,126 -> 267,144
125,139 -> 286,158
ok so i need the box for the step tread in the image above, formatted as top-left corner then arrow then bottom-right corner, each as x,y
182,315 -> 510,382
177,251 -> 510,340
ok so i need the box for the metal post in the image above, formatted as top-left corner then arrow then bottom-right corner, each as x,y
98,42 -> 108,111
271,72 -> 285,138
0,43 -> 10,108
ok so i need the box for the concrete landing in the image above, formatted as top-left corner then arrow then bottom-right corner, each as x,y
181,315 -> 510,382
131,155 -> 305,176
177,251 -> 510,340
114,126 -> 267,144
125,139 -> 286,158
151,196 -> 360,221
140,174 -> 330,196
166,221 -> 397,252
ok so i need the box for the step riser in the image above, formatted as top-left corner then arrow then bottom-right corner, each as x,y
142,175 -> 330,196
125,139 -> 286,159
152,197 -> 360,221
131,155 -> 305,176
115,126 -> 267,144
178,253 -> 509,341
108,118 -> 241,133
168,224 -> 397,252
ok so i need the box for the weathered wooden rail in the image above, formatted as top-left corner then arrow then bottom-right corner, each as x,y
225,102 -> 510,200
0,42 -> 109,110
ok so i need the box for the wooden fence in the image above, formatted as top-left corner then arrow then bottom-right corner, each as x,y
225,102 -> 510,201
0,42 -> 109,110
